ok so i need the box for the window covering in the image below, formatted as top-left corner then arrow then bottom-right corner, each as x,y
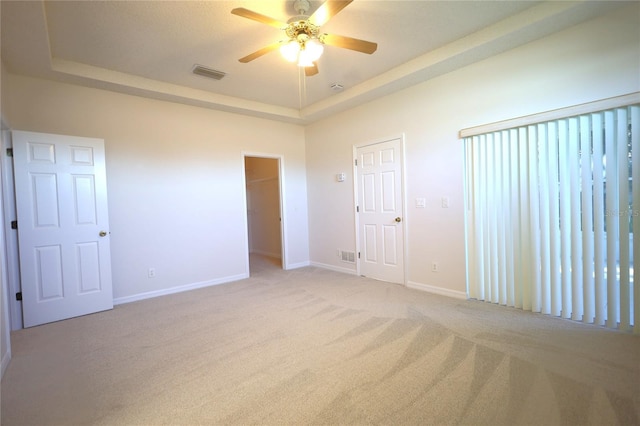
464,104 -> 639,332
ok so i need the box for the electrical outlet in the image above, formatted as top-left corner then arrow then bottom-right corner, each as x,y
431,262 -> 439,272
441,197 -> 449,208
148,268 -> 156,278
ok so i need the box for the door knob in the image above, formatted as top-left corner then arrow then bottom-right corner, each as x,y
99,231 -> 108,237
395,217 -> 402,223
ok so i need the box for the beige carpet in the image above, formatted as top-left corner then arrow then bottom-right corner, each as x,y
1,255 -> 639,425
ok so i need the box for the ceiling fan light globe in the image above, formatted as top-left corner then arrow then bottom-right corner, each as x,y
304,39 -> 324,62
297,57 -> 314,67
280,40 -> 300,62
297,46 -> 316,67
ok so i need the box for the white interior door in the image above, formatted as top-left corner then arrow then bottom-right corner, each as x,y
13,131 -> 113,327
356,138 -> 405,284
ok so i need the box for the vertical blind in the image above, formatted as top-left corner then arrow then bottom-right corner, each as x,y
464,104 -> 639,332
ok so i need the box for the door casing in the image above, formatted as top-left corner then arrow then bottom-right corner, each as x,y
242,152 -> 286,270
1,130 -> 23,330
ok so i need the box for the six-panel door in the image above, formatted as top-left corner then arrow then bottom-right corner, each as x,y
357,138 -> 404,284
13,131 -> 113,327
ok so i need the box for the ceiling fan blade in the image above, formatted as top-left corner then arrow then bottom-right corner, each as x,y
322,33 -> 377,54
305,62 -> 319,77
308,0 -> 352,27
239,42 -> 282,63
231,8 -> 287,29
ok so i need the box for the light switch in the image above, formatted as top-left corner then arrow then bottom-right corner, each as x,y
441,197 -> 449,208
416,197 -> 426,208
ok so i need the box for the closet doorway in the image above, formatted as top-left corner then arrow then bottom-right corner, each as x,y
244,156 -> 284,272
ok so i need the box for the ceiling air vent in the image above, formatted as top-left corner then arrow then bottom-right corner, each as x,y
192,65 -> 226,81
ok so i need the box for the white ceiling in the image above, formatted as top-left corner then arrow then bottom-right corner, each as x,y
1,1 -> 627,124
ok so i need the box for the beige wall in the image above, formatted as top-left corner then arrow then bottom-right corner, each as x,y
245,156 -> 278,181
305,4 -> 640,296
4,75 -> 309,307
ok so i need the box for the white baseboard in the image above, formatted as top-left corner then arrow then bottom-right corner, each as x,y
113,272 -> 250,306
285,260 -> 310,270
1,349 -> 11,379
407,281 -> 468,300
310,261 -> 357,275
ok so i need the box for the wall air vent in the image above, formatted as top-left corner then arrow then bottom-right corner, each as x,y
192,65 -> 226,80
340,250 -> 356,263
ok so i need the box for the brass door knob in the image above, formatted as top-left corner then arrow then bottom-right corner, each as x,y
395,217 -> 402,223
99,231 -> 108,237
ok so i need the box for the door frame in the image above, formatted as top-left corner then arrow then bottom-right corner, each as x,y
241,152 -> 287,270
352,134 -> 408,285
1,130 -> 23,330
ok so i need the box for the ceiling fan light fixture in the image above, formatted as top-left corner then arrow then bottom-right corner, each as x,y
281,37 -> 324,67
297,54 -> 314,67
303,38 -> 324,61
232,1 -> 378,75
280,40 -> 300,62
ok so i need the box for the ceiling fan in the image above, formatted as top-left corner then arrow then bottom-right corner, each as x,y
231,0 -> 377,77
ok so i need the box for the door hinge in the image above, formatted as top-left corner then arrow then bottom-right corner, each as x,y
354,159 -> 358,166
6,148 -> 13,157
356,206 -> 359,213
15,292 -> 22,301
11,220 -> 17,230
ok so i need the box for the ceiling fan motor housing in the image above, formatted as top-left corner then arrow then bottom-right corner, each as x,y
285,20 -> 321,41
293,0 -> 311,15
